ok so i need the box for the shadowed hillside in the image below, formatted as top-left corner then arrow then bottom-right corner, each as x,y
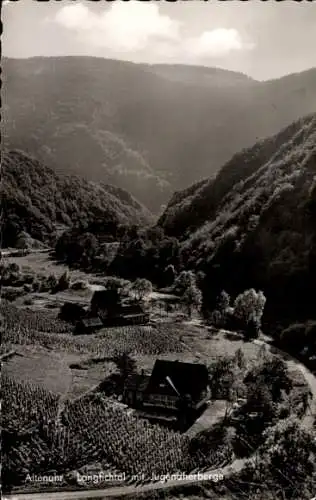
3,57 -> 316,211
1,149 -> 152,247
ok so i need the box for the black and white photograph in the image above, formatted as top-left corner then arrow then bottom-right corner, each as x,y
1,1 -> 316,499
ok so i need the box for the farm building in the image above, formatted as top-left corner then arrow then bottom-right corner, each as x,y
90,289 -> 121,316
123,360 -> 210,428
90,290 -> 150,326
75,316 -> 104,334
59,302 -> 87,323
110,303 -> 150,326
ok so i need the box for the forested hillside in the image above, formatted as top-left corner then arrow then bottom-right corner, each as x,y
159,115 -> 315,236
3,57 -> 316,211
160,113 -> 316,324
1,150 -> 151,248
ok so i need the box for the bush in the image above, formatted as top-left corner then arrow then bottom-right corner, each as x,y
32,279 -> 41,292
23,298 -> 34,306
27,274 -> 36,285
2,286 -> 25,302
244,317 -> 261,340
105,277 -> 130,292
172,270 -> 196,295
70,280 -> 88,291
47,274 -> 58,292
163,264 -> 176,287
57,271 -> 70,292
208,309 -> 226,328
217,290 -> 230,312
233,289 -> 266,337
23,284 -> 33,294
279,321 -> 316,355
129,278 -> 153,301
181,283 -> 202,318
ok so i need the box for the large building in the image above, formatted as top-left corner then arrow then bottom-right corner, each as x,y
123,360 -> 210,428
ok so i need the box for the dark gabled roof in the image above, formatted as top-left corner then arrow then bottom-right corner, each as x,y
91,289 -> 120,307
120,304 -> 145,315
145,360 -> 209,400
125,374 -> 150,392
81,317 -> 103,328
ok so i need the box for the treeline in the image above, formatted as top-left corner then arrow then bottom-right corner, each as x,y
55,225 -> 180,285
2,150 -> 151,248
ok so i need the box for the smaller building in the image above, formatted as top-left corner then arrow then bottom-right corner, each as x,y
75,316 -> 104,334
116,304 -> 150,326
90,290 -> 150,326
123,372 -> 151,408
59,302 -> 86,323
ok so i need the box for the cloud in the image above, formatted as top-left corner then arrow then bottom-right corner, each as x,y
53,2 -> 253,61
186,29 -> 254,59
55,3 -> 91,31
54,2 -> 180,53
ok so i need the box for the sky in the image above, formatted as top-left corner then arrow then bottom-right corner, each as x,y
2,0 -> 316,81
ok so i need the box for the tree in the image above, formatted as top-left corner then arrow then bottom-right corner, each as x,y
78,232 -> 99,268
280,321 -> 316,356
217,290 -> 230,312
296,387 -> 313,418
233,289 -> 266,338
8,262 -> 20,275
15,232 -> 29,249
208,309 -> 224,327
173,270 -> 202,317
130,278 -> 152,301
242,382 -> 276,422
114,353 -> 137,381
209,357 -> 237,400
106,277 -> 126,292
1,263 -> 20,285
163,264 -> 176,287
234,348 -> 247,371
257,343 -> 270,363
234,382 -> 276,457
208,290 -> 231,328
182,283 -> 202,318
47,273 -> 58,292
173,270 -> 196,295
245,357 -> 293,403
57,270 -> 70,292
257,417 -> 316,498
245,317 -> 261,339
